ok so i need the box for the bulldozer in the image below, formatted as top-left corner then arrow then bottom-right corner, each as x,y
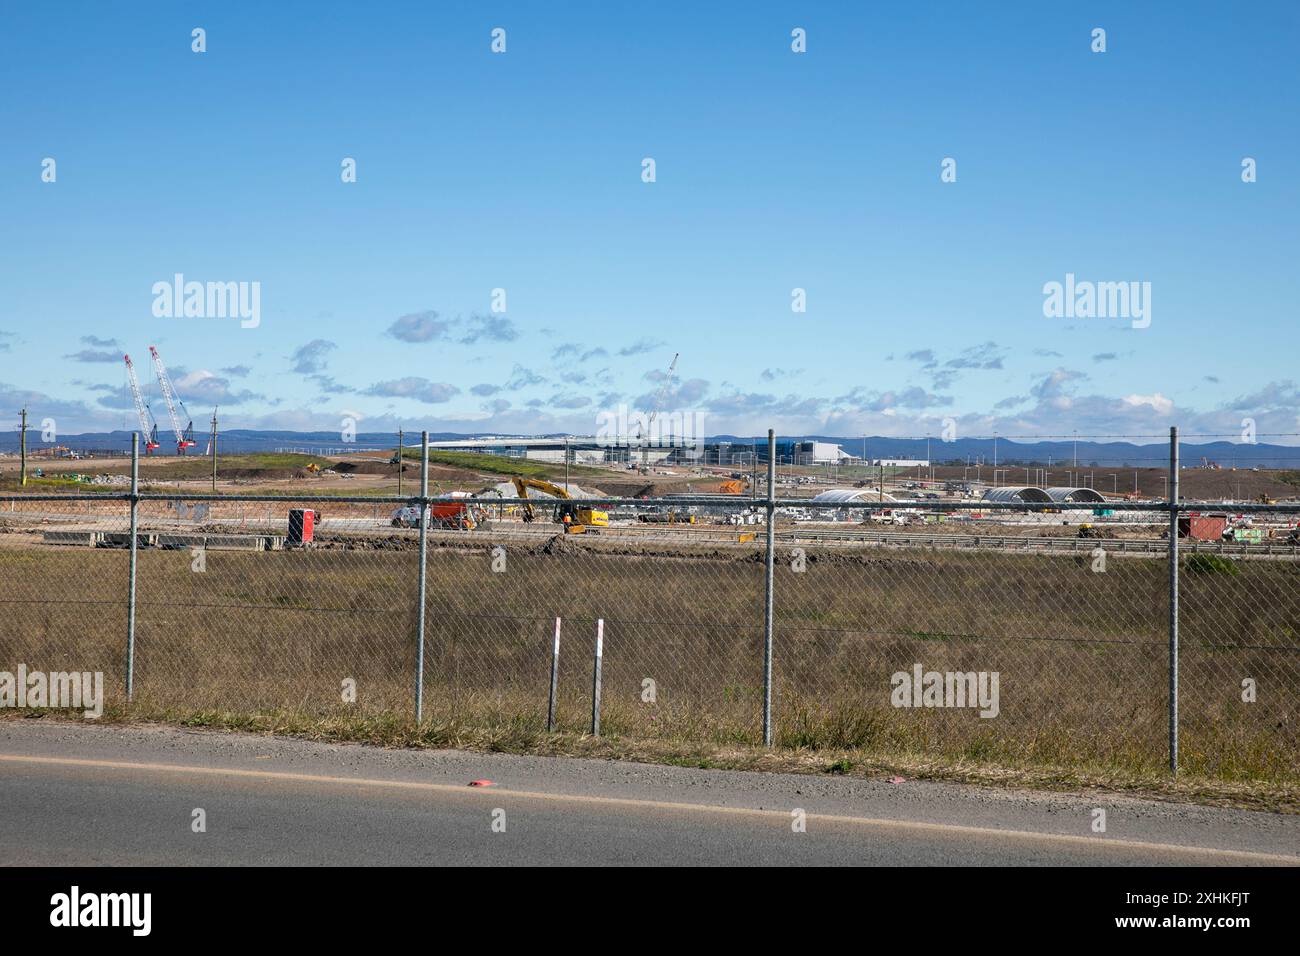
511,477 -> 609,534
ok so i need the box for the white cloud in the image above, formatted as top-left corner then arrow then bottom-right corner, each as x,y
1121,392 -> 1174,416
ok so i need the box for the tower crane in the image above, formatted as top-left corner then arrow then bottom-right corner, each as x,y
148,346 -> 196,454
640,352 -> 679,471
123,354 -> 161,454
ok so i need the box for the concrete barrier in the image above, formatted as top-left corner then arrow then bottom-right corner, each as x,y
204,534 -> 271,551
99,532 -> 157,549
41,530 -> 102,547
155,533 -> 286,552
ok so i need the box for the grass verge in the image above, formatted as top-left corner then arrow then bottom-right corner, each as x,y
5,706 -> 1295,815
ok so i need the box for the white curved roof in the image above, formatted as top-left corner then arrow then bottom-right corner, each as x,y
811,488 -> 897,504
982,486 -> 1053,503
1045,486 -> 1106,502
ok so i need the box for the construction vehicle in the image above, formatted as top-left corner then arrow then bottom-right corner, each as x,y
511,477 -> 608,533
123,354 -> 161,454
391,493 -> 489,530
148,346 -> 196,454
432,497 -> 489,530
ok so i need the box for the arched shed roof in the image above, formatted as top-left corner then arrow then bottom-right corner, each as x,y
981,486 -> 1053,503
1045,486 -> 1106,503
811,488 -> 898,504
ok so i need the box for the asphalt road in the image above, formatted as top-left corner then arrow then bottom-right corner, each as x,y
0,721 -> 1295,866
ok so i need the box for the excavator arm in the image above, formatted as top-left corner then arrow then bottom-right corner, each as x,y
511,476 -> 573,499
510,476 -> 607,532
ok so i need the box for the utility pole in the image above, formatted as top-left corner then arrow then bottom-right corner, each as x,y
210,408 -> 218,492
752,439 -> 758,501
18,407 -> 28,487
565,437 -> 570,491
397,429 -> 403,497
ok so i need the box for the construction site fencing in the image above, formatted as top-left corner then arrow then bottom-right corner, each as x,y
1,434 -> 1297,784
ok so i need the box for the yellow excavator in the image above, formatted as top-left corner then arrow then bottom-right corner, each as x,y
511,477 -> 609,533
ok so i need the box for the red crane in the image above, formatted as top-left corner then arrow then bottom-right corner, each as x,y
148,346 -> 196,454
123,354 -> 161,454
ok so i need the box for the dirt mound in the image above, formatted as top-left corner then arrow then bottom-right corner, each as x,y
596,478 -> 700,497
312,534 -> 419,551
332,460 -> 402,476
531,533 -> 587,556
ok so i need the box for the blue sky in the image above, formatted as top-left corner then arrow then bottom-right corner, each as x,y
1,1 -> 1296,441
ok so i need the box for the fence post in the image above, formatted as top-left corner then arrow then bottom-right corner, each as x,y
1167,425 -> 1179,774
762,428 -> 776,746
590,618 -> 604,736
125,432 -> 139,701
548,616 -> 561,732
414,431 -> 429,724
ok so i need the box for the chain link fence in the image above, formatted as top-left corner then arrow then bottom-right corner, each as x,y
1,446 -> 1297,784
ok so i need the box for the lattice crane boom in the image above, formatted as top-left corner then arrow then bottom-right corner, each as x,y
148,346 -> 196,453
641,351 -> 679,467
123,354 -> 160,453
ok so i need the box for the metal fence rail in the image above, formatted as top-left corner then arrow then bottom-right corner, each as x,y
1,429 -> 1297,782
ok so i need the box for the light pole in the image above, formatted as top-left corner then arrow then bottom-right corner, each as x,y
18,407 -> 28,487
210,408 -> 218,492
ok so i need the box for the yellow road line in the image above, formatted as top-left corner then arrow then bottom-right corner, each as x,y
1,753 -> 1294,864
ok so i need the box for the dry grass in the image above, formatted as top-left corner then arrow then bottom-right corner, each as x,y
4,708 -> 1295,814
1,531 -> 1296,792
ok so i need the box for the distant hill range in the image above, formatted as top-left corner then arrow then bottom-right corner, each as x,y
713,435 -> 1300,469
0,429 -> 1296,469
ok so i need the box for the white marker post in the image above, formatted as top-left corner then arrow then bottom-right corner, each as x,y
547,617 -> 561,732
591,618 -> 604,736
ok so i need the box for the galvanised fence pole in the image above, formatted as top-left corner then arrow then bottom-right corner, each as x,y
762,428 -> 776,746
1168,425 -> 1180,774
125,432 -> 139,701
414,431 -> 429,723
